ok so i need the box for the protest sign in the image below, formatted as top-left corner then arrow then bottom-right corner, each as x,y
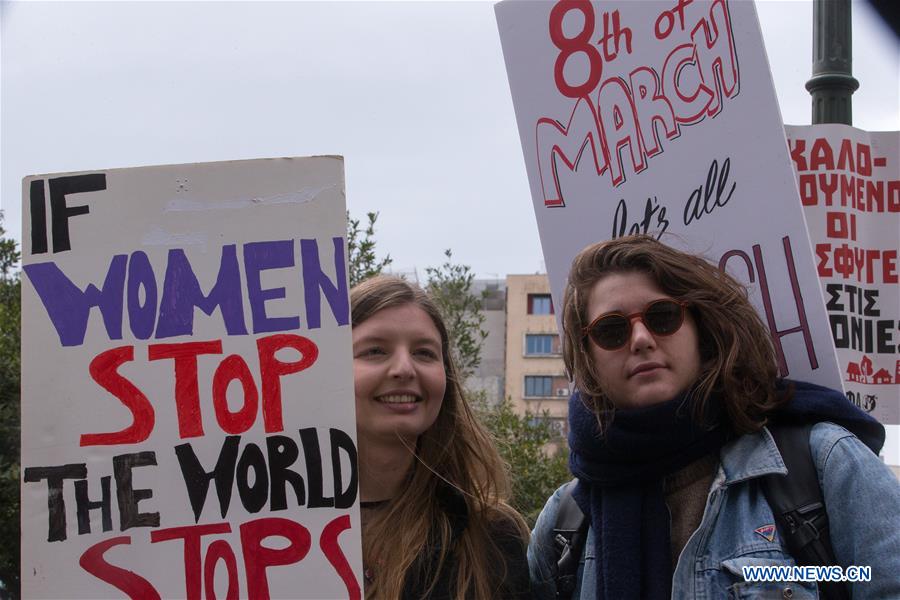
786,124 -> 899,464
495,0 -> 842,391
20,157 -> 362,599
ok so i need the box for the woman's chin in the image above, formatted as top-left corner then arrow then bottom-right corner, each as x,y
617,382 -> 683,409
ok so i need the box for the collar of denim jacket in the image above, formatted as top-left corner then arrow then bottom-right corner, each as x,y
718,427 -> 787,486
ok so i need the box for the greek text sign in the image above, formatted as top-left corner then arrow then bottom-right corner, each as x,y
787,124 -> 899,458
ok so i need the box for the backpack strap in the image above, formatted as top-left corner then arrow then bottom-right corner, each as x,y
552,479 -> 589,600
762,423 -> 849,600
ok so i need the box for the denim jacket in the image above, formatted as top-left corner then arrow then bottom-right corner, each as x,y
529,422 -> 900,599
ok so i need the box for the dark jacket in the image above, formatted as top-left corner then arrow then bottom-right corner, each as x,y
402,486 -> 531,599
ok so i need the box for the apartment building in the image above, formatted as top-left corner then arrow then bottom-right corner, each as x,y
466,278 -> 507,405
504,274 -> 569,437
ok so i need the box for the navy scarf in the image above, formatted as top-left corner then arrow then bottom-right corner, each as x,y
567,379 -> 884,600
768,379 -> 884,452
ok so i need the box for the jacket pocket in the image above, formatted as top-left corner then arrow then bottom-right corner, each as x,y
721,557 -> 819,599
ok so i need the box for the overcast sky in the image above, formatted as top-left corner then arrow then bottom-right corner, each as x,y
2,0 -> 898,278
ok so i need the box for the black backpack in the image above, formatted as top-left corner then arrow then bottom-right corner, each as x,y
551,423 -> 850,600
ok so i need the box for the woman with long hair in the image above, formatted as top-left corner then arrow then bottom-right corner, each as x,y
351,275 -> 529,599
528,235 -> 900,599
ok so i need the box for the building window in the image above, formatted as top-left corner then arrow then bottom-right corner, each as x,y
525,334 -> 558,356
529,416 -> 567,438
528,294 -> 554,315
524,375 -> 553,397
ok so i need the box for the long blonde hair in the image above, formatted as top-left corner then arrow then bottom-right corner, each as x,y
351,275 -> 527,599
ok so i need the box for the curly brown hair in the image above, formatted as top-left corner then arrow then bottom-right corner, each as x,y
562,235 -> 787,434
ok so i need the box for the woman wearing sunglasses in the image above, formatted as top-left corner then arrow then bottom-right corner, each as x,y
351,275 -> 530,599
528,235 -> 900,600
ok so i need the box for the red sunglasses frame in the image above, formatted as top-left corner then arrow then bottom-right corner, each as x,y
583,299 -> 689,350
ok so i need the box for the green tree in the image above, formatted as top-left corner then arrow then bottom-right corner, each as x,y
0,213 -> 21,598
347,211 -> 392,287
424,250 -> 569,525
425,249 -> 488,381
475,398 -> 571,526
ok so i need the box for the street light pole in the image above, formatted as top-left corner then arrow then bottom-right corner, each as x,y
806,0 -> 859,125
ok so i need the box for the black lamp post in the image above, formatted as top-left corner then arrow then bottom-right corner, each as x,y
806,0 -> 859,125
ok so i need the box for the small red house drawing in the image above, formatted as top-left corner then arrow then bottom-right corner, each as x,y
872,368 -> 892,384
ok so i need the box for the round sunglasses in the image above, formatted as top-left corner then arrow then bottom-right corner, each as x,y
583,299 -> 688,350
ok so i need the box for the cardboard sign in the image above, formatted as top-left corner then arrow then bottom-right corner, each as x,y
786,124 -> 900,462
20,157 -> 362,599
495,0 -> 842,390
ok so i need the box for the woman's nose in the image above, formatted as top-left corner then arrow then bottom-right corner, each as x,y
388,350 -> 416,379
629,318 -> 657,351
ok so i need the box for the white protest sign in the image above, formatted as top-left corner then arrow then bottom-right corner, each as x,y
496,0 -> 842,390
786,124 -> 900,463
20,157 -> 362,599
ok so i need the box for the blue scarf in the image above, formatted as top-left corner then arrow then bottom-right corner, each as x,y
567,379 -> 884,600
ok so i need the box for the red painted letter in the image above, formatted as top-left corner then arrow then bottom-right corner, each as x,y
320,515 -> 361,600
240,517 -> 311,600
79,536 -> 160,599
81,346 -> 154,446
204,539 -> 240,600
212,354 -> 259,434
150,522 -> 232,600
149,340 -> 223,438
257,335 -> 318,433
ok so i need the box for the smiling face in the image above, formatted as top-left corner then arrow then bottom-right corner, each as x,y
353,303 -> 447,448
586,271 -> 701,409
